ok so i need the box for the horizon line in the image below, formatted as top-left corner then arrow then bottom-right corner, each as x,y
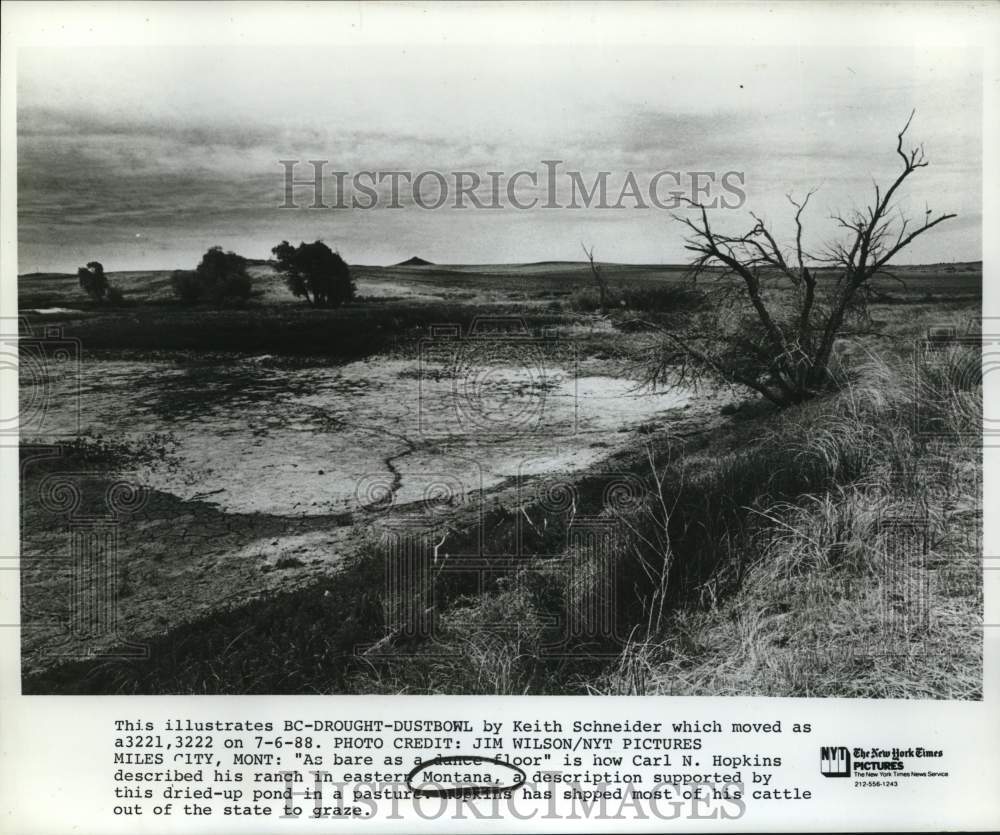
18,257 -> 985,278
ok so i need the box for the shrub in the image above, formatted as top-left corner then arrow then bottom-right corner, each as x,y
570,282 -> 702,314
170,270 -> 200,304
77,261 -> 110,303
77,260 -> 126,305
171,247 -> 253,305
620,283 -> 704,312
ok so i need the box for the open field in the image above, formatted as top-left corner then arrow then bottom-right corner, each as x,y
19,259 -> 981,310
18,261 -> 982,696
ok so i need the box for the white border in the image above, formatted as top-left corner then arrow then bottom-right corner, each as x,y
1,3 -> 998,832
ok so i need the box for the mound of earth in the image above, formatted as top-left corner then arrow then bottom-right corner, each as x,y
395,256 -> 433,266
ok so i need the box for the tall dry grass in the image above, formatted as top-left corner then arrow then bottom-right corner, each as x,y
27,313 -> 980,698
349,331 -> 980,698
594,336 -> 982,698
347,318 -> 984,697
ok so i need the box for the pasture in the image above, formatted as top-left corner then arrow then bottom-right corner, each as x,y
18,260 -> 982,696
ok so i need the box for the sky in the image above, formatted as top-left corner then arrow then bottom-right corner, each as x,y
17,43 -> 982,272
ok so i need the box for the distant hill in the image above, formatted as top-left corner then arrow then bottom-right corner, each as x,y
395,256 -> 433,267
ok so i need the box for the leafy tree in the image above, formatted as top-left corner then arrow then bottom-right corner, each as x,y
172,247 -> 253,305
77,261 -> 109,303
271,240 -> 354,307
646,113 -> 955,408
196,246 -> 253,304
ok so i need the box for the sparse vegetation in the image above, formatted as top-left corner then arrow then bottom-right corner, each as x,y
19,255 -> 981,698
40,301 -> 568,360
32,432 -> 177,468
596,334 -> 981,698
570,282 -> 704,315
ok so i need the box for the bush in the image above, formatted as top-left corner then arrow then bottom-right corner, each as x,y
212,270 -> 252,305
619,283 -> 704,312
570,282 -> 703,314
77,261 -> 110,303
77,260 -> 127,305
171,270 -> 200,304
171,247 -> 253,305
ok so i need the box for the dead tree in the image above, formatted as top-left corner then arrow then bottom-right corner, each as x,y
583,243 -> 609,315
647,112 -> 955,407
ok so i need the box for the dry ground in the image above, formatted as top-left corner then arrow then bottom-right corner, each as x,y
17,261 -> 982,695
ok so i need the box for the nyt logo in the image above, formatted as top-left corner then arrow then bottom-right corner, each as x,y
820,746 -> 852,777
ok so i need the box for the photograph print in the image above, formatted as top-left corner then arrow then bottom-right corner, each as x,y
16,32 -> 983,697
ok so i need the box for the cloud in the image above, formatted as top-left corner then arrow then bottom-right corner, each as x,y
15,45 -> 983,271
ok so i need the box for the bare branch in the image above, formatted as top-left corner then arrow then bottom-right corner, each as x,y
582,242 -> 609,315
656,113 -> 955,409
